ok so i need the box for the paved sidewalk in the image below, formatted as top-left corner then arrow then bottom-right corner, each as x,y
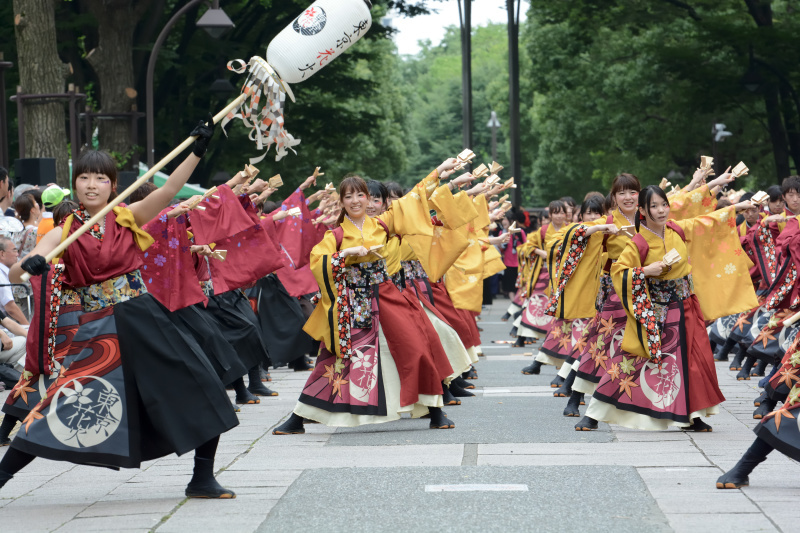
0,299 -> 798,532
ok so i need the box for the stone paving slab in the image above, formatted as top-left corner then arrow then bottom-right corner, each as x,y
257,466 -> 672,533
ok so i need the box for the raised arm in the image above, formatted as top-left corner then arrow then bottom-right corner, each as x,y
128,116 -> 215,227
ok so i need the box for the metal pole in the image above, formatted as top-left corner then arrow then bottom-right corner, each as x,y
491,125 -> 497,161
457,0 -> 473,151
146,0 -> 204,167
507,0 -> 522,207
16,86 -> 25,159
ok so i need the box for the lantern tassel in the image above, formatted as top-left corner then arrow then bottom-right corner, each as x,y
224,57 -> 301,163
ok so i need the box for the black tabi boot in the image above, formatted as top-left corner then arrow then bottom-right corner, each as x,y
260,366 -> 272,381
684,417 -> 713,432
554,370 -> 576,398
754,390 -> 767,407
289,356 -> 313,372
462,366 -> 478,380
753,397 -> 778,419
185,438 -> 235,499
509,326 -> 518,338
563,391 -> 582,417
453,376 -> 475,390
0,415 -> 20,446
233,378 -> 260,405
714,338 -> 736,362
522,361 -> 542,375
729,345 -> 745,371
248,367 -> 278,396
575,416 -> 598,431
513,336 -> 527,348
550,375 -> 565,389
449,380 -> 475,398
428,407 -> 455,429
716,438 -> 774,489
501,312 -> 511,322
736,356 -> 757,380
273,413 -> 305,435
442,382 -> 461,406
751,358 -> 767,377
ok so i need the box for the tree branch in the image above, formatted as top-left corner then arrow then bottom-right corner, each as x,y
659,0 -> 702,21
742,0 -> 772,27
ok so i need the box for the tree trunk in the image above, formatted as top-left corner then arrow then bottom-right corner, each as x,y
83,0 -> 142,169
13,0 -> 70,187
779,84 -> 800,175
763,83 -> 791,180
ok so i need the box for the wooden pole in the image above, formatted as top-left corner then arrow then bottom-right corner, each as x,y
21,92 -> 247,281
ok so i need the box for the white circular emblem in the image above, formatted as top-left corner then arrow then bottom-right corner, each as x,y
46,376 -> 123,448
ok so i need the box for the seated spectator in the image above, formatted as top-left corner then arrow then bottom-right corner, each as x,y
0,237 -> 29,325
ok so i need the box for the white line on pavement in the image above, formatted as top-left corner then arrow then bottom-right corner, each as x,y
424,484 -> 529,492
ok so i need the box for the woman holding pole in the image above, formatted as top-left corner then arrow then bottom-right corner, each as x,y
0,115 -> 240,500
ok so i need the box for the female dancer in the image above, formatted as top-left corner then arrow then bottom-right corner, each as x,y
520,200 -> 568,370
0,117 -> 239,499
273,161 -> 470,434
585,185 -> 756,431
539,195 -> 609,390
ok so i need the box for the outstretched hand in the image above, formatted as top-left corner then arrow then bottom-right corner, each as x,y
190,112 -> 215,158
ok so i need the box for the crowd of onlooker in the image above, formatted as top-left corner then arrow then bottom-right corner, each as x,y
0,167 -> 72,392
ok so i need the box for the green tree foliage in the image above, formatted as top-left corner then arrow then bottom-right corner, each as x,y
524,0 -> 800,199
399,23 -> 533,192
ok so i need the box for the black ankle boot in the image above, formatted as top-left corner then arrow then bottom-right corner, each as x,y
753,398 -> 777,419
442,382 -> 461,406
248,367 -> 278,396
575,416 -> 598,431
554,370 -> 577,398
462,367 -> 478,380
452,376 -> 474,390
185,456 -> 236,499
513,336 -> 527,348
716,438 -> 773,489
233,378 -> 260,405
501,312 -> 511,322
754,391 -> 767,407
751,358 -> 767,377
273,413 -> 305,435
714,338 -> 736,362
449,380 -> 475,398
684,418 -> 713,432
550,375 -> 565,389
736,356 -> 756,380
522,361 -> 542,375
428,407 -> 454,429
563,391 -> 582,417
729,346 -> 745,371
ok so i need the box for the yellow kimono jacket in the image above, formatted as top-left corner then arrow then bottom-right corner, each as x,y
305,170 -> 443,358
668,184 -> 717,220
445,195 -> 492,312
611,206 -> 758,359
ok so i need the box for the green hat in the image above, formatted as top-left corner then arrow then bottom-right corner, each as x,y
42,185 -> 71,208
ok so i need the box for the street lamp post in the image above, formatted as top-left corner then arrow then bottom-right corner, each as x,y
456,0 -> 473,153
487,111 -> 501,162
146,0 -> 234,167
507,0 -> 522,207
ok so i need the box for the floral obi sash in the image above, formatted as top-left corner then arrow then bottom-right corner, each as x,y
78,270 -> 148,312
346,260 -> 389,329
648,274 -> 693,328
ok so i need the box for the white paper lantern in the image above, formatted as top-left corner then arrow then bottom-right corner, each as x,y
267,0 -> 373,85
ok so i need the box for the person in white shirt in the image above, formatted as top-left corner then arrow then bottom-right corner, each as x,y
0,238 -> 29,325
